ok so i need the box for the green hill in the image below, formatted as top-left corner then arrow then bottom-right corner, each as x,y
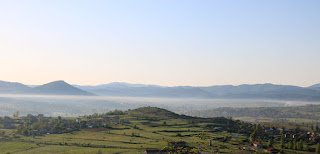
126,107 -> 189,120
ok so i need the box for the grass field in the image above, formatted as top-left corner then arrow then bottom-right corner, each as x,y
1,107 -> 317,154
0,114 -> 248,153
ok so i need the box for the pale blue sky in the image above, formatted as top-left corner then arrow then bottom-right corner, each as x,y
0,0 -> 319,86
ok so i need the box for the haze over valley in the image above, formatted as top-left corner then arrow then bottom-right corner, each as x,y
1,80 -> 320,117
1,1 -> 320,153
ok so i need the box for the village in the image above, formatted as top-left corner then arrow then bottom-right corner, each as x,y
0,113 -> 123,136
0,108 -> 319,154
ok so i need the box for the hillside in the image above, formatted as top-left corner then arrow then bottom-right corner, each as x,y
77,84 -> 213,98
308,83 -> 320,92
2,106 -> 319,154
2,80 -> 320,100
76,82 -> 320,101
126,107 -> 193,120
201,83 -> 320,100
0,80 -> 31,94
26,80 -> 94,96
309,83 -> 320,88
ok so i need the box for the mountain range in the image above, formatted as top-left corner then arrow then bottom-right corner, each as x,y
0,80 -> 93,96
1,80 -> 320,101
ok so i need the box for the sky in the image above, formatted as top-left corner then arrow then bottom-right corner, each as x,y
0,0 -> 320,87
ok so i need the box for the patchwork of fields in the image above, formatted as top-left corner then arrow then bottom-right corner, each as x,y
0,108 -> 248,154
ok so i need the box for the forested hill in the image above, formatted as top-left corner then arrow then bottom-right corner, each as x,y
126,107 -> 233,124
185,104 -> 320,120
127,107 -> 191,120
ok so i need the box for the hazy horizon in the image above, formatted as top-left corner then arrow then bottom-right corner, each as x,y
1,0 -> 320,87
1,93 -> 318,117
1,1 -> 320,153
1,79 -> 320,88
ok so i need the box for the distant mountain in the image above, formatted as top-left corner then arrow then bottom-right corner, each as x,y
101,82 -> 163,88
200,83 -> 286,95
0,80 -> 31,94
308,83 -> 320,92
76,83 -> 320,100
76,83 -> 212,98
26,80 -> 94,96
74,82 -> 162,90
1,80 -> 320,100
200,83 -> 320,101
310,83 -> 320,88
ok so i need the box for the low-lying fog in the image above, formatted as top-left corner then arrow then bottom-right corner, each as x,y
0,94 -> 319,117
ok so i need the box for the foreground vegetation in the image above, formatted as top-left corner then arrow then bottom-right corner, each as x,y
0,107 -> 319,153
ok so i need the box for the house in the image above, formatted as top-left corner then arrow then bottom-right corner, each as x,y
75,118 -> 81,122
253,142 -> 263,148
264,148 -> 279,153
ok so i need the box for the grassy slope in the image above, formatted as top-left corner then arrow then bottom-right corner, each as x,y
1,107 -> 316,154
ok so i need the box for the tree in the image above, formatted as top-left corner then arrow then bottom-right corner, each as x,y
249,131 -> 256,142
298,139 -> 303,151
280,134 -> 285,148
293,139 -> 297,150
119,119 -> 124,124
58,116 -> 62,122
267,138 -> 273,147
280,129 -> 284,135
316,142 -> 320,154
257,137 -> 263,146
255,124 -> 262,132
0,131 -> 5,137
289,141 -> 293,150
13,111 -> 20,117
23,129 -> 29,136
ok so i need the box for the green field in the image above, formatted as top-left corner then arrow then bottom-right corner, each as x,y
0,107 -> 319,154
0,108 -> 251,154
1,120 -> 246,153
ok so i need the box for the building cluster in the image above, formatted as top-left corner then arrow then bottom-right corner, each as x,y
11,114 -> 125,136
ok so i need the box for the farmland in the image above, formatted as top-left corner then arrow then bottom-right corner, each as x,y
0,107 -> 319,154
